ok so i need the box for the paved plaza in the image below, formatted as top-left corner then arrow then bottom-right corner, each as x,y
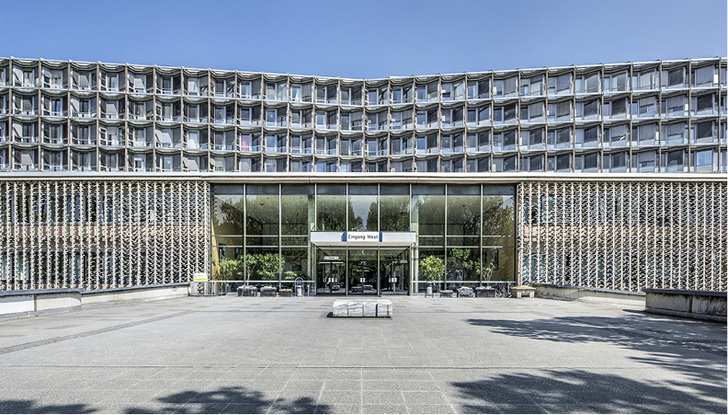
0,295 -> 725,414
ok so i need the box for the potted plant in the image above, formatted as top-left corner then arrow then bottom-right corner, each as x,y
475,260 -> 496,298
278,288 -> 293,297
420,255 -> 445,297
439,289 -> 455,298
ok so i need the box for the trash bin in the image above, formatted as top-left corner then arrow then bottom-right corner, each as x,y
295,278 -> 303,297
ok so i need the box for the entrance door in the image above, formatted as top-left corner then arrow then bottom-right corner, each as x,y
315,249 -> 346,295
347,249 -> 378,295
380,249 -> 409,295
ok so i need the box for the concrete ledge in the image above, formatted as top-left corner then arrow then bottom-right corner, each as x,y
1,284 -> 189,316
643,288 -> 726,323
333,299 -> 392,318
1,288 -> 82,316
83,283 -> 189,305
533,284 -> 645,307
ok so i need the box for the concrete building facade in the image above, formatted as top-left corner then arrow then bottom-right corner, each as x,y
1,57 -> 726,295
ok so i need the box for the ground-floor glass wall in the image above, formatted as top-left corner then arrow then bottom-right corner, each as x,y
211,182 -> 516,295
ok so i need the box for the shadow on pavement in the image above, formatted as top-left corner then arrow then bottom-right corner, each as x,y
452,369 -> 726,413
0,400 -> 95,414
463,316 -> 727,412
0,386 -> 327,414
124,385 -> 326,414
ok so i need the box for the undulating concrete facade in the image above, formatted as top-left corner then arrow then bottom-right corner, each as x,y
0,57 -> 726,295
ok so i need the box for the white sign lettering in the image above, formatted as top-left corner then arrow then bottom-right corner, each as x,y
346,232 -> 380,243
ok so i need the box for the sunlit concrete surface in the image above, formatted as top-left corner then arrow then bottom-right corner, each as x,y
0,296 -> 725,414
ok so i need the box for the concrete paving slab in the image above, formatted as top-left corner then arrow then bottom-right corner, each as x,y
0,295 -> 725,414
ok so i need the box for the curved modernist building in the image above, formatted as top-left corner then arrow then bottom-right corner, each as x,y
0,57 -> 726,295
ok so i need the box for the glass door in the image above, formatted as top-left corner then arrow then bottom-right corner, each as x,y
315,248 -> 346,295
348,249 -> 378,295
380,248 -> 409,295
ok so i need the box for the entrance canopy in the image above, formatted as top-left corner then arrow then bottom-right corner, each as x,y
311,231 -> 416,247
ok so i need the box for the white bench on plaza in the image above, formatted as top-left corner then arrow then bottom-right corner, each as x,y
333,299 -> 393,318
511,285 -> 536,298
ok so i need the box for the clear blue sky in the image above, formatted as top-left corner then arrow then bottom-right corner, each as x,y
2,0 -> 726,78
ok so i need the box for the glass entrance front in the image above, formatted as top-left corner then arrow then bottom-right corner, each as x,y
380,249 -> 409,295
314,247 -> 410,295
348,249 -> 378,295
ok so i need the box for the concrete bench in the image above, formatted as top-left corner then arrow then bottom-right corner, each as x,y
511,285 -> 536,298
333,299 -> 392,318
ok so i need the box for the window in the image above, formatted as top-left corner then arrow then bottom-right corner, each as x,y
662,67 -> 685,88
607,152 -> 627,172
663,149 -> 686,172
693,121 -> 716,143
466,131 -> 490,152
604,97 -> 628,118
417,81 -> 438,102
493,76 -> 517,98
691,66 -> 716,87
576,99 -> 599,119
441,107 -> 463,127
692,149 -> 716,172
692,94 -> 715,115
523,154 -> 544,172
575,152 -> 600,172
520,102 -> 544,123
632,123 -> 658,146
548,73 -> 572,95
575,126 -> 599,148
575,73 -> 600,93
662,122 -> 687,145
521,128 -> 544,149
441,83 -> 452,101
662,95 -> 687,116
604,71 -> 628,92
633,96 -> 656,118
502,130 -> 517,151
547,101 -> 571,122
547,127 -> 571,149
632,151 -> 657,173
520,75 -> 544,96
604,124 -> 628,146
633,69 -> 658,90
547,154 -> 571,172
467,78 -> 490,99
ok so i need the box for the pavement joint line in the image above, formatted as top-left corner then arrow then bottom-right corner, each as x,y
0,364 -> 196,368
0,310 -> 192,356
292,365 -> 646,370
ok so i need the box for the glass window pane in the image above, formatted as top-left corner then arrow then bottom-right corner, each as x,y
212,184 -> 243,237
316,185 -> 346,231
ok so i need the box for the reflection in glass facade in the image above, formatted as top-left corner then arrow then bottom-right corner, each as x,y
211,183 -> 516,294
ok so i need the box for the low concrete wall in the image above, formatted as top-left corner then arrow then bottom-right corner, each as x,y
1,289 -> 82,315
83,284 -> 189,305
0,284 -> 189,317
644,288 -> 727,323
533,284 -> 645,307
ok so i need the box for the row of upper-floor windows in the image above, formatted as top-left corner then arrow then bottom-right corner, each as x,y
1,93 -> 725,129
1,62 -> 725,104
2,146 -> 724,174
2,120 -> 725,153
